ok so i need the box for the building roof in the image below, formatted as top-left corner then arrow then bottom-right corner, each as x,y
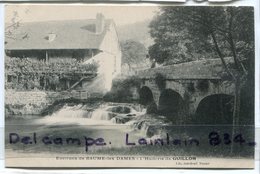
138,58 -> 234,80
5,19 -> 113,50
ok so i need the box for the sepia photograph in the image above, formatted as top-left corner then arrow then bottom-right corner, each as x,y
4,4 -> 255,168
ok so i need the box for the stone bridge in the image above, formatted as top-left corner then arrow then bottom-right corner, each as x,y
136,58 -> 235,121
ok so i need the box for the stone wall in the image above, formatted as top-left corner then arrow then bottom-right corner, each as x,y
5,90 -> 91,116
140,78 -> 234,116
5,90 -> 50,116
5,90 -> 48,105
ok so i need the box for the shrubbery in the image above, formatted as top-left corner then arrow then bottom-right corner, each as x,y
154,73 -> 166,91
5,56 -> 98,74
5,56 -> 98,90
103,76 -> 141,103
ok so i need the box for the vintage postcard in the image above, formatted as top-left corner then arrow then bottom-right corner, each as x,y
4,4 -> 255,168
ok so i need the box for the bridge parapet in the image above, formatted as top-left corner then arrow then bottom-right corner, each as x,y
137,57 -> 233,80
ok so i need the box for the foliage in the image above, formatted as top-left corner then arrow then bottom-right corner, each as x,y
5,56 -> 98,75
103,76 -> 141,103
5,9 -> 31,41
154,73 -> 166,91
117,20 -> 153,48
120,40 -> 149,72
5,10 -> 21,40
149,6 -> 254,70
5,56 -> 98,90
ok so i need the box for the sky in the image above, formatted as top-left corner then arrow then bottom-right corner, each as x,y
5,4 -> 159,26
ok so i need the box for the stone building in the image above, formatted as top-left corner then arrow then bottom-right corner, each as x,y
5,13 -> 122,93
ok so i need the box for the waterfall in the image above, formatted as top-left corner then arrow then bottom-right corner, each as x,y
51,105 -> 91,118
37,104 -> 145,126
110,117 -> 117,124
91,108 -> 112,120
140,122 -> 150,136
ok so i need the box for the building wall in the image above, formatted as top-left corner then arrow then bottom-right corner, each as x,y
99,22 -> 122,75
82,52 -> 116,92
80,22 -> 122,93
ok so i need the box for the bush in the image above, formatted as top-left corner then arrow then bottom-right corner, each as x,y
154,73 -> 166,91
103,76 -> 141,103
5,56 -> 99,91
5,56 -> 98,74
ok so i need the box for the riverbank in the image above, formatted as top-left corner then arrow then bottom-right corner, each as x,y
5,90 -> 97,116
5,99 -> 255,160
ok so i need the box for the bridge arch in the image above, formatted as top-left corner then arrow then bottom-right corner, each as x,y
139,86 -> 154,105
158,89 -> 184,121
195,94 -> 234,124
139,86 -> 157,114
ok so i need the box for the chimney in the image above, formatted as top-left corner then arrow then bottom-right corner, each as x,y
96,13 -> 105,34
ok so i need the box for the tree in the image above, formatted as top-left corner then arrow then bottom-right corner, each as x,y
121,40 -> 148,71
149,7 -> 218,64
149,6 -> 254,152
5,9 -> 30,41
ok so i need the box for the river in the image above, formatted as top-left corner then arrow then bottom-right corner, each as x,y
5,102 -> 162,154
5,102 -> 254,157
